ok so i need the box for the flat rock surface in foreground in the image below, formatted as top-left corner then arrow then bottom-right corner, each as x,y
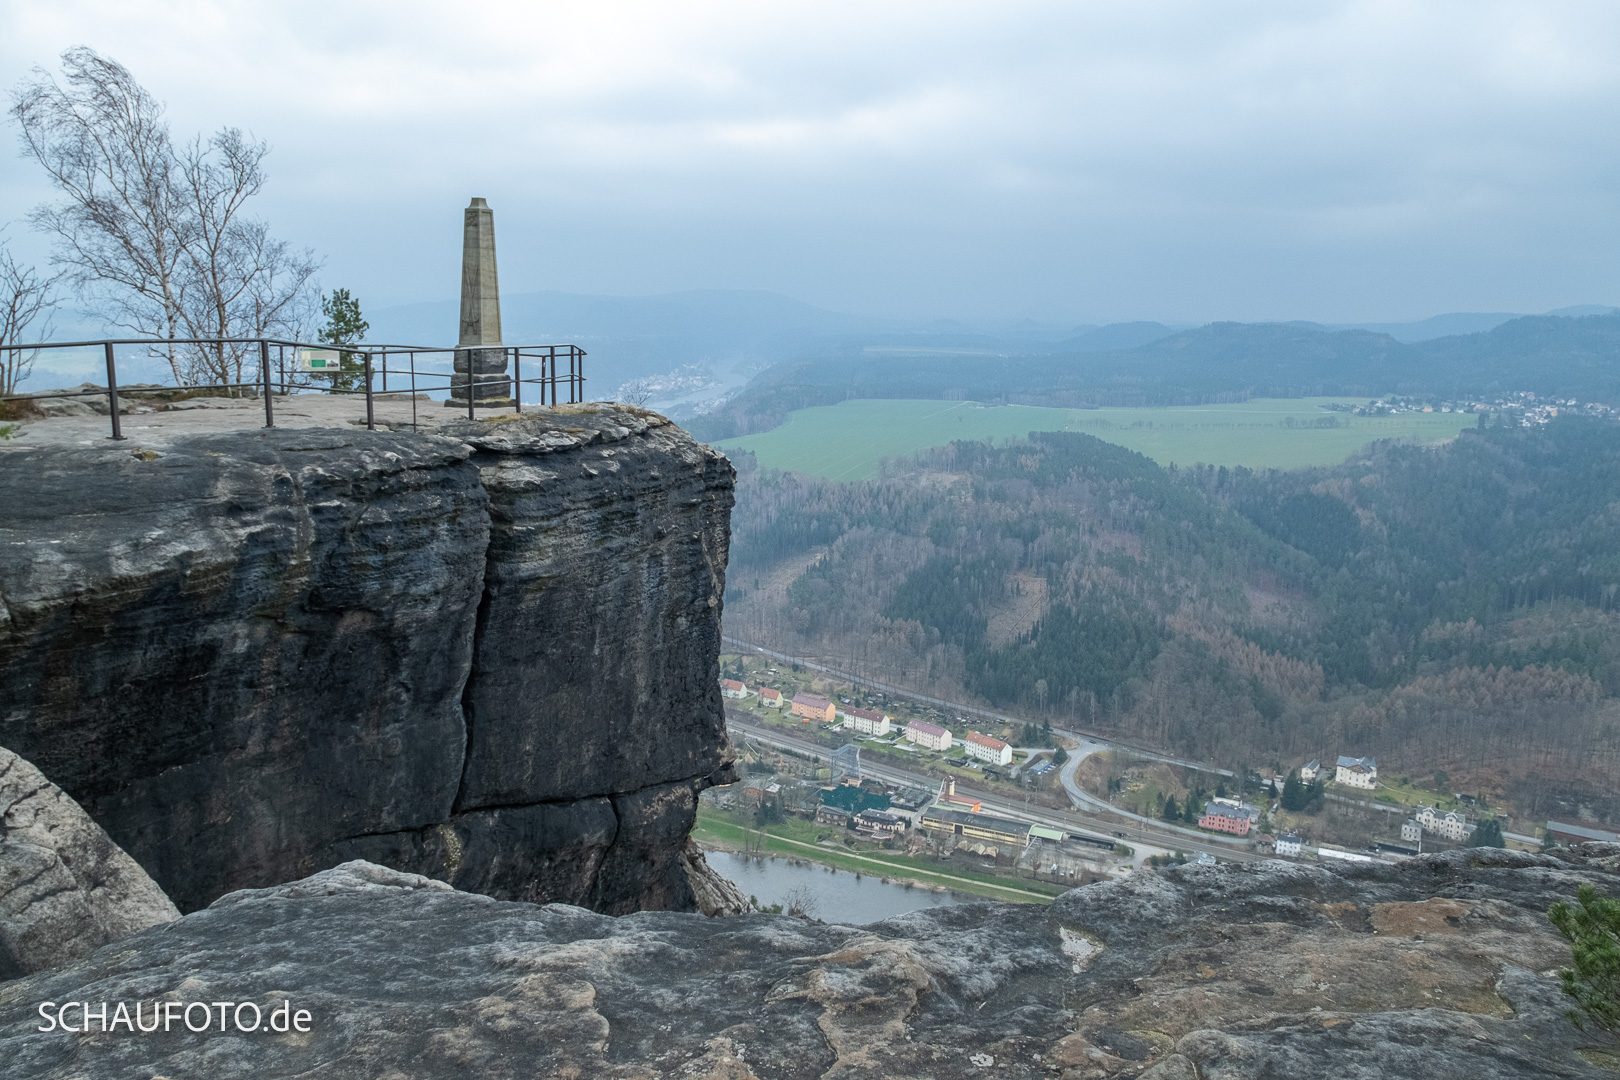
1,848 -> 1617,1080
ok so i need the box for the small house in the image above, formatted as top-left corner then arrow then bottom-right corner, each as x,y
1299,759 -> 1322,783
854,809 -> 907,839
720,679 -> 748,700
758,688 -> 784,708
1275,832 -> 1303,858
815,805 -> 849,827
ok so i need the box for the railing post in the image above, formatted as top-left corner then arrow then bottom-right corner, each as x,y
260,340 -> 274,428
513,347 -> 522,414
103,342 -> 124,441
364,352 -> 375,430
467,353 -> 475,420
380,348 -> 387,394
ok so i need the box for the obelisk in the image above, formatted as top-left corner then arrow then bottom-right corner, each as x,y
449,197 -> 511,407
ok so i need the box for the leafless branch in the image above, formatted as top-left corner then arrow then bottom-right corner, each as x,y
10,47 -> 322,389
0,233 -> 61,395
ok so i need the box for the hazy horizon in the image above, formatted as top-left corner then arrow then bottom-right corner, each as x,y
5,2 -> 1620,327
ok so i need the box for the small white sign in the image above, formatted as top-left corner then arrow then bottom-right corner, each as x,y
300,348 -> 341,372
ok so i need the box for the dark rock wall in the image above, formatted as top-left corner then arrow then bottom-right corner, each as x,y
0,406 -> 734,914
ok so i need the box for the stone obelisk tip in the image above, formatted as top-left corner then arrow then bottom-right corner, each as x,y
449,197 -> 511,407
459,199 -> 501,347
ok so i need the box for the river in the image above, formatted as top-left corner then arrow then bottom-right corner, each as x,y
705,850 -> 969,924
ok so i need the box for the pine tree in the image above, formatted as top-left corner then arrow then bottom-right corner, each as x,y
1162,795 -> 1179,822
1468,818 -> 1505,848
1281,770 -> 1306,811
1550,884 -> 1620,1033
318,288 -> 370,391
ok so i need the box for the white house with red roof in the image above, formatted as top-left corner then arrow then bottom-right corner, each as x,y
842,706 -> 891,736
963,732 -> 1013,767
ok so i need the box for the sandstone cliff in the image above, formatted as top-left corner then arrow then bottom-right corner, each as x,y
0,405 -> 735,914
0,848 -> 1612,1079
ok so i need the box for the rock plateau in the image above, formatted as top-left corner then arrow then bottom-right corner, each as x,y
0,847 -> 1614,1079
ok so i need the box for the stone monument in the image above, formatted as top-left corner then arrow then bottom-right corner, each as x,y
448,197 -> 512,408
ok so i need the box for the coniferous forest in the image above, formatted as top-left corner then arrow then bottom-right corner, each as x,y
723,418 -> 1620,822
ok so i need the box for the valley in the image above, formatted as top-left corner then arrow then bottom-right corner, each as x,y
717,396 -> 1475,479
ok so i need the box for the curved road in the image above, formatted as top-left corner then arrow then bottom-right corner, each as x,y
722,636 -> 1256,856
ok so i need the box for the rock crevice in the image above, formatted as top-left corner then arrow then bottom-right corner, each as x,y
0,404 -> 734,915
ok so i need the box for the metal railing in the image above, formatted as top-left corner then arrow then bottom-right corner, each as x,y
0,337 -> 587,440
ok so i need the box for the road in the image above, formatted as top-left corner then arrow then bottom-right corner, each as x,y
724,636 -> 1231,777
723,636 -> 1260,858
727,715 -> 1266,867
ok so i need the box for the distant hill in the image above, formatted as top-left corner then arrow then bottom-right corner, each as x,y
690,313 -> 1620,441
1052,321 -> 1180,352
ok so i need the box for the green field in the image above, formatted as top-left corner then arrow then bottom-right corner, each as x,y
716,398 -> 1476,481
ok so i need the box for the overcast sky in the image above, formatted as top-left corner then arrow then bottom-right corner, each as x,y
3,1 -> 1618,324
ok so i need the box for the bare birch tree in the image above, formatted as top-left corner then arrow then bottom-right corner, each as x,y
0,232 -> 60,395
11,47 -> 319,388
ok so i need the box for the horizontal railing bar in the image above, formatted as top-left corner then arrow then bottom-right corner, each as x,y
0,337 -> 587,353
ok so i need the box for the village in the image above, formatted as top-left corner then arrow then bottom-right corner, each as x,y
703,652 -> 1594,901
1324,390 -> 1620,426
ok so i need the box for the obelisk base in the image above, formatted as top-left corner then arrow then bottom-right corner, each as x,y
445,347 -> 514,408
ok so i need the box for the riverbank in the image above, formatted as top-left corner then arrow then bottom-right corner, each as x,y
693,806 -> 1065,904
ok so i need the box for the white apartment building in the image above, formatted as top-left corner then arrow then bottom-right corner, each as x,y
1334,755 -> 1378,789
842,706 -> 891,737
963,732 -> 1013,767
905,721 -> 952,751
1416,805 -> 1473,842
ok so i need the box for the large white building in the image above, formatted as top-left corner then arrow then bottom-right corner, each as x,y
1401,818 -> 1422,844
842,706 -> 891,737
1416,805 -> 1473,842
963,732 -> 1013,767
1275,832 -> 1303,858
905,720 -> 952,752
1334,755 -> 1378,789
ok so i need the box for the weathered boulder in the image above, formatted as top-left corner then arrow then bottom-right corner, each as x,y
0,405 -> 734,915
0,745 -> 178,979
0,848 -> 1613,1079
683,841 -> 751,917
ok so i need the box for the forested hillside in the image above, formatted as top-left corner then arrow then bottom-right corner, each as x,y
723,419 -> 1620,822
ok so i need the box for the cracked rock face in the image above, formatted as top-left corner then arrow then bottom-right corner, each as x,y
0,745 -> 179,979
0,405 -> 734,915
0,848 -> 1614,1079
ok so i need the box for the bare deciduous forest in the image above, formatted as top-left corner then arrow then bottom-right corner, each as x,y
723,419 -> 1620,823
